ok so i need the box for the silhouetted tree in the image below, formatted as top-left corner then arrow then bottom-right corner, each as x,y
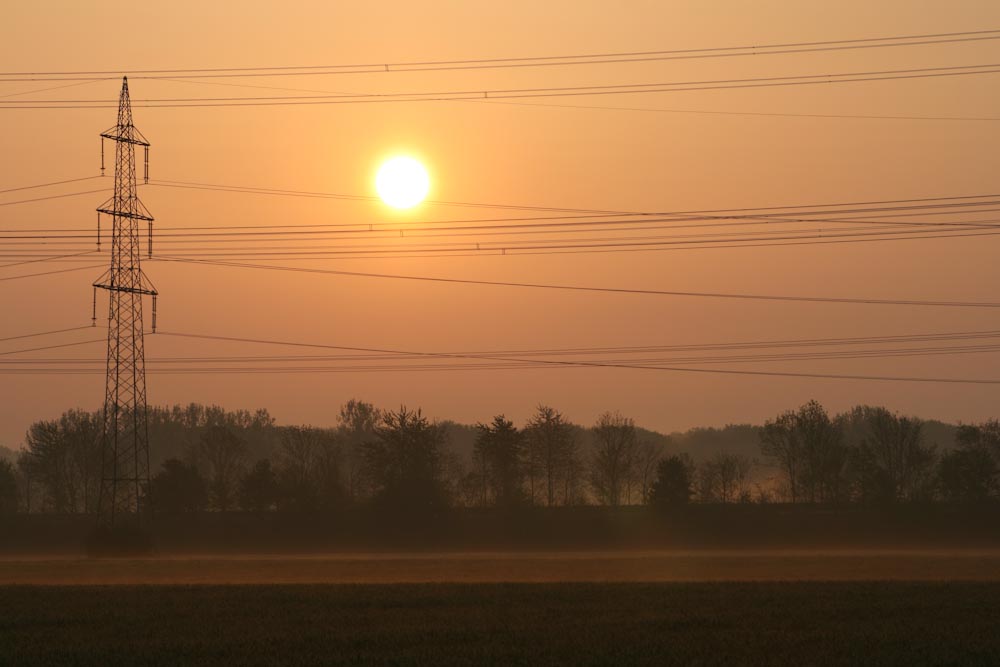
362,407 -> 450,514
21,410 -> 101,513
564,449 -> 587,506
760,401 -> 848,503
648,454 -> 694,508
956,420 -> 1000,459
314,432 -> 347,512
466,437 -> 490,508
147,404 -> 276,472
632,440 -> 663,504
524,405 -> 578,506
938,444 -> 999,503
191,426 -> 247,512
590,411 -> 638,507
16,451 -> 32,513
149,459 -> 208,514
760,411 -> 803,503
239,459 -> 279,512
474,415 -> 527,508
843,407 -> 937,503
931,421 -> 1000,503
441,449 -> 468,508
275,426 -> 325,511
0,459 -> 17,514
697,453 -> 753,503
336,400 -> 381,502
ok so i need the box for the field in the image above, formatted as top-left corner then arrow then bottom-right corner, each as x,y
3,581 -> 1000,665
3,549 -> 1000,584
2,551 -> 1000,665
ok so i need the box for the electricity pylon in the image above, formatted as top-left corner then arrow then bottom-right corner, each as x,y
92,77 -> 157,526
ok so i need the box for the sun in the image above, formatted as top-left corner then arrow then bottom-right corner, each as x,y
376,156 -> 430,209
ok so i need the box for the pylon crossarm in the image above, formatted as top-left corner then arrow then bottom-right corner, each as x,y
94,283 -> 157,297
97,206 -> 154,222
100,128 -> 150,147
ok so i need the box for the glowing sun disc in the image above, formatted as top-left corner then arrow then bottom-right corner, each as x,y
376,156 -> 430,209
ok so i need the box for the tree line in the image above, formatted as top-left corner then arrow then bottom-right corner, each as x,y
650,401 -> 999,508
1,399 -> 997,517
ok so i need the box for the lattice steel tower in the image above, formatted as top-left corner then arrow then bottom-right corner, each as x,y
92,77 -> 157,526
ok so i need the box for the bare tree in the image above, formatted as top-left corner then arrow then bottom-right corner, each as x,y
0,460 -> 16,514
191,426 -> 247,512
335,400 -> 381,502
957,419 -> 1000,458
938,446 -> 999,502
313,431 -> 345,511
239,459 -> 279,512
276,426 -> 327,510
564,451 -> 587,506
21,410 -> 101,513
936,420 -> 1000,503
697,453 -> 753,503
589,412 -> 638,507
631,441 -> 663,504
760,411 -> 802,502
846,407 -> 936,503
524,406 -> 578,506
761,400 -> 847,503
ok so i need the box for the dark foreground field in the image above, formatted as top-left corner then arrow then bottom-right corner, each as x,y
3,582 -> 1000,666
4,550 -> 1000,584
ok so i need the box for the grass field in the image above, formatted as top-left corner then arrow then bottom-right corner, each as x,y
2,582 -> 1000,665
2,549 -> 1000,584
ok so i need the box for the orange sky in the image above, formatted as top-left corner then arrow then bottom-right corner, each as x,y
2,1 -> 1000,445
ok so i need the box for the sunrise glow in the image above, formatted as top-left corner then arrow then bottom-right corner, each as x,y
375,156 -> 430,209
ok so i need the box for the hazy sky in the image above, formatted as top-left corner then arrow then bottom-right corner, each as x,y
3,1 -> 1000,446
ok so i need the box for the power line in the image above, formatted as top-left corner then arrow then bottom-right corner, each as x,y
0,78 -> 108,99
5,217 -> 999,261
7,211 -> 1000,240
36,327 -> 1000,355
147,179 -> 623,214
0,188 -> 111,207
153,256 -> 1000,309
0,225 -> 976,260
0,338 -> 104,357
145,69 -> 1000,124
124,227 -> 1000,258
16,334 -> 1000,365
6,180 -> 1000,261
7,63 -> 1000,108
11,328 -> 1000,384
147,177 -> 1000,218
3,29 -> 999,80
0,263 -> 106,283
0,251 -> 99,270
5,228 -> 997,264
0,325 -> 94,345
1,226 -> 995,263
139,330 -> 1000,385
484,98 -> 1000,122
0,175 -> 102,195
10,216 -> 997,247
144,74 -> 1000,124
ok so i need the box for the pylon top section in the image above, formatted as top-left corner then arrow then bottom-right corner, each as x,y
100,77 -> 149,147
